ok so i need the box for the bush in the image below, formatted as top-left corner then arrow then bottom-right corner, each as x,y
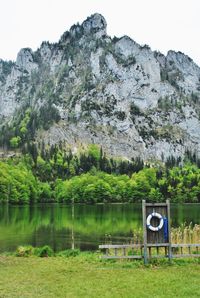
16,246 -> 33,257
56,249 -> 80,257
34,245 -> 54,257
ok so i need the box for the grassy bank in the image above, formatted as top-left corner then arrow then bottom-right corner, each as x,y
0,254 -> 200,297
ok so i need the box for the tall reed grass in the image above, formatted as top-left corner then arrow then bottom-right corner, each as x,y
171,223 -> 200,244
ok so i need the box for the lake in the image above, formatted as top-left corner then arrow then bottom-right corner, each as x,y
0,203 -> 199,252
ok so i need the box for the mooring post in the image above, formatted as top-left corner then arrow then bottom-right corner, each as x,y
142,200 -> 148,264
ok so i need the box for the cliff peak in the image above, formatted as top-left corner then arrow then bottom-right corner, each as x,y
81,13 -> 107,37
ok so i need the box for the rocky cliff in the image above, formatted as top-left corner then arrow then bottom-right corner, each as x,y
1,13 -> 200,161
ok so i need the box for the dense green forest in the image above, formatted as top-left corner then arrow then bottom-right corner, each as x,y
0,144 -> 200,204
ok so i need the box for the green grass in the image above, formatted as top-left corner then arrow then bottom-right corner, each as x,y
0,254 -> 200,297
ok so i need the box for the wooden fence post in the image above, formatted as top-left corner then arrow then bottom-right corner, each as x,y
142,200 -> 148,264
166,199 -> 172,261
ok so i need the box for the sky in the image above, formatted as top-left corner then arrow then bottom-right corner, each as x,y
0,0 -> 200,66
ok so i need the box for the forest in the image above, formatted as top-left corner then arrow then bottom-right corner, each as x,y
0,144 -> 200,204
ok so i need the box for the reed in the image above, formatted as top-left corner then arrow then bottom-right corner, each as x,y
171,223 -> 200,244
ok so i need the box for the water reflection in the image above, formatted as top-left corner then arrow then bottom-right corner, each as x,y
0,203 -> 199,252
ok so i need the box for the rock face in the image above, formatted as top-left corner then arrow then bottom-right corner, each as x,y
1,13 -> 200,161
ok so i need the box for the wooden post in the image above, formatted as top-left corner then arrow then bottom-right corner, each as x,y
166,199 -> 172,261
149,247 -> 152,258
142,200 -> 148,264
71,198 -> 75,250
123,247 -> 126,256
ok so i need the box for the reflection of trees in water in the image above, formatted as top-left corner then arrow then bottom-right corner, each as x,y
0,204 -> 199,251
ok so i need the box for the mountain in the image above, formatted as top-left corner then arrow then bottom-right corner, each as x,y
1,13 -> 200,162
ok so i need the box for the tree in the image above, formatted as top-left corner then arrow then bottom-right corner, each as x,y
10,136 -> 21,149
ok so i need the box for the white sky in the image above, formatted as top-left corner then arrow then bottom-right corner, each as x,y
0,0 -> 200,65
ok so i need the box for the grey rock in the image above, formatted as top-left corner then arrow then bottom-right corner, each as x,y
1,13 -> 200,162
16,48 -> 38,73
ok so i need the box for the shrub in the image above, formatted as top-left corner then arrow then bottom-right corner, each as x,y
130,103 -> 143,118
16,246 -> 33,257
56,249 -> 80,257
34,245 -> 54,257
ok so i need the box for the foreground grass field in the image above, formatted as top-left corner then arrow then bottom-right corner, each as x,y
0,254 -> 200,298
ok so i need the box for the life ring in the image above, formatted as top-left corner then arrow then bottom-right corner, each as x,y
146,212 -> 164,232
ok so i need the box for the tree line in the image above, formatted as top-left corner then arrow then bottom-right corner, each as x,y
1,144 -> 200,204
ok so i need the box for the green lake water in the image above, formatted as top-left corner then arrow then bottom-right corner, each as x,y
0,203 -> 199,252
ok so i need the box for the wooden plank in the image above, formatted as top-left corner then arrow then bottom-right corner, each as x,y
101,253 -> 200,259
145,203 -> 169,206
101,255 -> 142,259
172,254 -> 200,258
147,243 -> 169,247
146,255 -> 170,259
99,244 -> 143,249
171,244 -> 200,248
